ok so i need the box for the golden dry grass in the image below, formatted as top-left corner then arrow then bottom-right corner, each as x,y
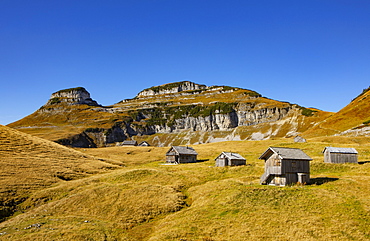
7,104 -> 116,141
0,135 -> 369,240
0,125 -> 119,222
303,89 -> 370,137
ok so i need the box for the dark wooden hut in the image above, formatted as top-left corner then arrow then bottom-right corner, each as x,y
259,147 -> 312,186
122,140 -> 138,146
166,146 -> 198,164
215,152 -> 246,167
323,147 -> 358,164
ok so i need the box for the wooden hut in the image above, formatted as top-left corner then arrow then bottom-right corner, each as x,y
166,146 -> 198,164
122,140 -> 138,146
259,147 -> 312,186
323,147 -> 358,164
138,141 -> 150,147
294,135 -> 306,143
215,152 -> 246,167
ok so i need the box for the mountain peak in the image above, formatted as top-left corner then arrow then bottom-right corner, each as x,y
137,81 -> 207,97
46,87 -> 100,106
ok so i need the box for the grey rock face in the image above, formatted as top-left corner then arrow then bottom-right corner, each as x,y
47,87 -> 100,106
145,106 -> 291,134
137,81 -> 207,97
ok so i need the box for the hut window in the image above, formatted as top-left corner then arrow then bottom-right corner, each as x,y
274,159 -> 281,166
292,161 -> 297,168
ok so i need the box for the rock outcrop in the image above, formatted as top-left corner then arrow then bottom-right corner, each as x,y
137,81 -> 207,97
46,87 -> 100,106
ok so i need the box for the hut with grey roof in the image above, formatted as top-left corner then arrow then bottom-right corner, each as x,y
323,147 -> 358,164
121,140 -> 138,146
215,152 -> 246,167
166,146 -> 198,164
294,135 -> 307,143
259,147 -> 312,186
138,141 -> 150,147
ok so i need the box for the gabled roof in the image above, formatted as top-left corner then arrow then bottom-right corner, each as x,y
166,146 -> 198,155
122,140 -> 137,145
323,147 -> 358,154
259,147 -> 312,161
215,152 -> 246,161
138,141 -> 150,146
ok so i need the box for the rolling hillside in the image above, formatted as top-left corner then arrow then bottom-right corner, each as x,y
303,87 -> 370,137
0,125 -> 119,222
0,137 -> 369,240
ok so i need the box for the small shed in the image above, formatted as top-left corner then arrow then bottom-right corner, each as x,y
259,147 -> 312,186
323,147 -> 358,164
122,140 -> 138,146
215,152 -> 246,167
166,146 -> 198,164
294,136 -> 307,143
138,141 -> 150,147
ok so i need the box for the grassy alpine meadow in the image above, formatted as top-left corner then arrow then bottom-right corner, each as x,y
0,135 -> 369,240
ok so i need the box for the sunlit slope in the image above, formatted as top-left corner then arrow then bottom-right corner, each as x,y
1,138 -> 369,240
7,103 -> 115,141
304,88 -> 370,137
8,83 -> 332,146
0,125 -> 118,221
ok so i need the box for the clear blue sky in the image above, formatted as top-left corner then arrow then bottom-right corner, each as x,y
1,0 -> 370,125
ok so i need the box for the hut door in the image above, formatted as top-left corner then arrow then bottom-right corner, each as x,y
297,173 -> 308,184
175,156 -> 179,164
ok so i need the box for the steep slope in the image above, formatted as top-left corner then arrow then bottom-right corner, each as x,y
303,87 -> 370,137
0,125 -> 118,221
9,81 -> 331,147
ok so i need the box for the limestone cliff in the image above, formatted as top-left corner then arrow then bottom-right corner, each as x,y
46,87 -> 100,106
137,81 -> 207,97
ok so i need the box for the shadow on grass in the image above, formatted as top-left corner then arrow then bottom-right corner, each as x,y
196,159 -> 210,163
359,161 -> 370,165
310,177 -> 339,185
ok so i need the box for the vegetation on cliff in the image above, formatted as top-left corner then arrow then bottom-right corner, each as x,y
52,87 -> 87,95
140,81 -> 206,94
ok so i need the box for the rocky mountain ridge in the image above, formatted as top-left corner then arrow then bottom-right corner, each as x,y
137,81 -> 207,97
9,81 -> 332,147
46,87 -> 100,106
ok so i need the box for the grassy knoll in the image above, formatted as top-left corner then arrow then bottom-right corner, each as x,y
0,125 -> 119,222
0,136 -> 369,240
303,88 -> 370,137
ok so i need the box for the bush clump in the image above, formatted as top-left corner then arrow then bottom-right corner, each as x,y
49,97 -> 61,105
85,127 -> 105,133
352,86 -> 370,102
300,107 -> 317,117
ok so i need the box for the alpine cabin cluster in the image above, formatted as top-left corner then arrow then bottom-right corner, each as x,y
164,145 -> 358,186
